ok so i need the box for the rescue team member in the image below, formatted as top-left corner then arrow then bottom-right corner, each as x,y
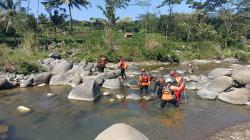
160,77 -> 179,108
97,55 -> 107,72
138,69 -> 150,95
118,58 -> 128,80
153,75 -> 164,94
169,70 -> 185,102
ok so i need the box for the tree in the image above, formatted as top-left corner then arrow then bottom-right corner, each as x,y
97,0 -> 130,28
157,0 -> 183,17
134,0 -> 151,32
44,0 -> 90,33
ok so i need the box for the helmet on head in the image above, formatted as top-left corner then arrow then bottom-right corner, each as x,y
169,70 -> 176,77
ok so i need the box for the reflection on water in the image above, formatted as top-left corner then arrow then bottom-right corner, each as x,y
0,62 -> 250,140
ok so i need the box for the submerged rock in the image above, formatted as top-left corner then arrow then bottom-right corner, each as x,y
0,78 -> 14,90
208,68 -> 232,79
0,123 -> 9,140
126,93 -> 141,101
46,93 -> 56,98
102,79 -> 121,89
102,91 -> 111,96
142,95 -> 153,101
95,123 -> 149,140
218,88 -> 250,105
68,80 -> 101,101
116,94 -> 125,100
17,106 -> 32,114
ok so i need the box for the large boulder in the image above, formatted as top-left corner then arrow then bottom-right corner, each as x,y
104,69 -> 120,79
198,74 -> 210,84
102,79 -> 121,89
208,68 -> 232,79
185,82 -> 202,90
68,80 -> 101,101
232,68 -> 250,85
52,60 -> 73,74
49,74 -> 82,87
20,78 -> 33,88
33,72 -> 52,85
197,76 -> 233,99
218,88 -> 250,105
0,78 -> 14,90
95,123 -> 149,140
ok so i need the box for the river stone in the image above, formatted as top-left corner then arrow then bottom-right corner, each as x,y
0,78 -> 14,90
34,72 -> 52,85
17,106 -> 32,114
52,60 -> 73,74
232,68 -> 250,85
116,94 -> 125,100
68,80 -> 101,101
41,58 -> 55,65
223,57 -> 239,63
102,79 -> 121,89
102,91 -> 111,96
198,74 -> 210,83
49,52 -> 61,59
210,121 -> 250,140
20,78 -> 33,88
218,88 -> 250,105
208,68 -> 232,79
185,82 -> 202,90
197,76 -> 233,99
126,93 -> 141,101
46,93 -> 56,98
49,74 -> 82,87
95,123 -> 149,140
104,69 -> 120,79
142,95 -> 153,101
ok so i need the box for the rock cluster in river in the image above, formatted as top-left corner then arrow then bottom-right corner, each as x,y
194,65 -> 250,105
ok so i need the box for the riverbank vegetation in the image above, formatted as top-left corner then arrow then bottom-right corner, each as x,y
0,0 -> 250,74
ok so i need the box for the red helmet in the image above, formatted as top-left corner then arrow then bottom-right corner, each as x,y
169,70 -> 176,77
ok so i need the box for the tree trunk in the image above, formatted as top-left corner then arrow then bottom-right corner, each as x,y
36,0 -> 40,27
68,5 -> 73,34
187,25 -> 191,43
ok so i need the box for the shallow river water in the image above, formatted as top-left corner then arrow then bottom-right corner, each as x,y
1,62 -> 250,140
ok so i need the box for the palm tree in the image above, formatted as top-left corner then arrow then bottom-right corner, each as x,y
59,0 -> 90,33
0,0 -> 18,32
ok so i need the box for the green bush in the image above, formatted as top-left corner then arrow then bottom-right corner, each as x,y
233,50 -> 248,62
15,62 -> 44,75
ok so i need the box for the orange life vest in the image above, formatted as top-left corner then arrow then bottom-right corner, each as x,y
161,86 -> 174,100
139,74 -> 150,86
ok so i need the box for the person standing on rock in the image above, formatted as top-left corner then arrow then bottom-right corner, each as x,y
97,55 -> 107,72
186,62 -> 193,75
118,58 -> 128,80
138,68 -> 151,95
169,70 -> 185,103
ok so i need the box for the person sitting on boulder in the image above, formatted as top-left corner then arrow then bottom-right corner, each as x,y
169,70 -> 185,102
138,69 -> 151,95
118,58 -> 128,80
97,55 -> 107,73
160,77 -> 179,108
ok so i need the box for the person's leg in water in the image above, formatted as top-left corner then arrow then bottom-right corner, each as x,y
160,99 -> 167,108
140,86 -> 144,95
145,86 -> 149,95
153,81 -> 160,94
120,67 -> 126,80
157,85 -> 163,99
169,99 -> 179,107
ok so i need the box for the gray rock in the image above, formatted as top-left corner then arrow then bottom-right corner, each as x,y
232,68 -> 250,85
102,91 -> 111,96
102,79 -> 121,89
95,123 -> 149,140
52,60 -> 73,74
104,69 -> 120,79
0,78 -> 14,90
116,94 -> 125,100
208,68 -> 232,79
198,74 -> 210,83
41,58 -> 55,65
197,76 -> 233,99
68,80 -> 101,101
218,88 -> 250,105
185,82 -> 202,90
49,52 -> 61,59
17,106 -> 32,114
223,57 -> 239,63
79,60 -> 87,67
126,93 -> 141,101
49,74 -> 82,87
34,72 -> 52,85
20,78 -> 33,88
